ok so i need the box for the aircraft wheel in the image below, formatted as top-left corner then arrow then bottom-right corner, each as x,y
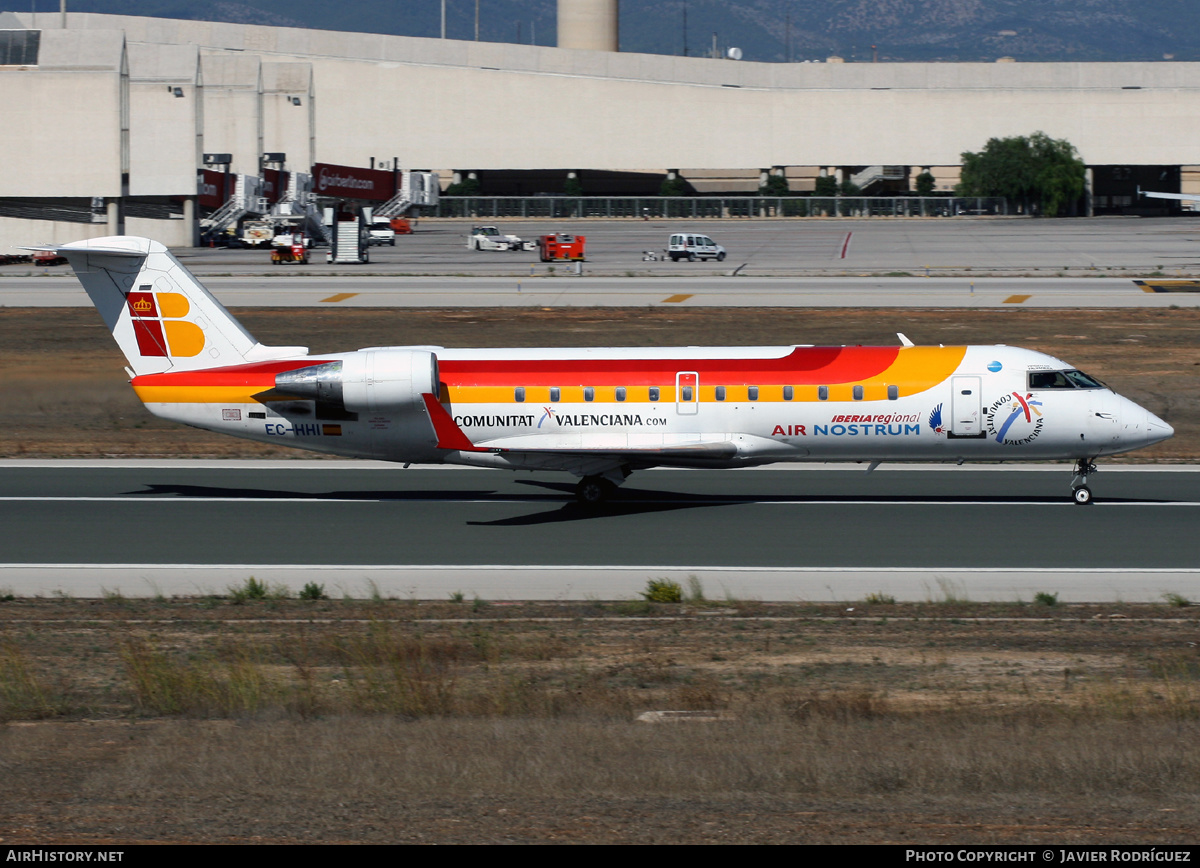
575,476 -> 615,506
1072,486 -> 1093,506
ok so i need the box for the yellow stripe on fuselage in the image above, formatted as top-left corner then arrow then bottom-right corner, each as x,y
133,385 -> 264,404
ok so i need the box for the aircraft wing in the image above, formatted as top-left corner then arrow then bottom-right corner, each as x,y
421,393 -> 740,458
1138,187 -> 1200,202
419,393 -> 788,466
474,433 -> 742,459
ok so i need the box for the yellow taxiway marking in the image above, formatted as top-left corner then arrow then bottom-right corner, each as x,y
663,294 -> 693,304
1003,294 -> 1032,304
1134,279 -> 1200,293
320,292 -> 360,303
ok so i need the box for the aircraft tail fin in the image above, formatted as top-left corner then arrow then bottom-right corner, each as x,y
43,236 -> 307,376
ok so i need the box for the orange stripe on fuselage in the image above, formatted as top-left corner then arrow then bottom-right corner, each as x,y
131,360 -> 326,404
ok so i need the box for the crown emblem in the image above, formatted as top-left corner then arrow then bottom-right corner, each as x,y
131,298 -> 153,313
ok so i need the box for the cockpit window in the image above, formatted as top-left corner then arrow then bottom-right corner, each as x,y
1063,370 -> 1105,389
1028,371 -> 1072,389
1028,369 -> 1105,390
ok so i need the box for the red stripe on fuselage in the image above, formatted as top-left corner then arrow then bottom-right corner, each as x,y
131,359 -> 330,388
437,347 -> 899,387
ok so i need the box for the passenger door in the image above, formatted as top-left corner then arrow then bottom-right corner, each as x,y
676,371 -> 699,415
950,376 -> 983,436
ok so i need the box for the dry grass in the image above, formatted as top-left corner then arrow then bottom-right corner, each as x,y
84,714 -> 1200,802
4,598 -> 1200,841
1,598 -> 1200,842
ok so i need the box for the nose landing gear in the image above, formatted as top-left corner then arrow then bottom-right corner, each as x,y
1071,459 -> 1098,505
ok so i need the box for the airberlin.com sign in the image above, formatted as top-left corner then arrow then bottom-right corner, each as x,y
311,163 -> 396,201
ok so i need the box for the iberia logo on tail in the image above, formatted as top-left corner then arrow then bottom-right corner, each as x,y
126,289 -> 204,357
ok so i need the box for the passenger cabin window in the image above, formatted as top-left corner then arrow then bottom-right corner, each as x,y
818,386 -> 829,401
584,387 -> 595,402
852,385 -> 864,401
616,387 -> 626,402
715,386 -> 726,401
887,385 -> 899,400
783,386 -> 794,401
649,387 -> 659,402
550,387 -> 560,402
681,386 -> 693,401
748,387 -> 759,401
514,387 -> 525,402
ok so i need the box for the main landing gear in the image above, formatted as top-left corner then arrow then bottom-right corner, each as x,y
574,467 -> 631,506
575,476 -> 617,506
1071,458 -> 1098,506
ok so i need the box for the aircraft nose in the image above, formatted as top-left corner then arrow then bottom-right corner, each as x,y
1143,408 -> 1174,445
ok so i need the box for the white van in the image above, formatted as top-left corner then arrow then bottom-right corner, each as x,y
367,221 -> 396,246
668,232 -> 726,262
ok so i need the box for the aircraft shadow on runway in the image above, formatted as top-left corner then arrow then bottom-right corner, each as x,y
461,479 -> 1162,527
125,481 -> 1162,529
125,483 -> 506,501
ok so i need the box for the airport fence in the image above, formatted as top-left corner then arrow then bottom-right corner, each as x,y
433,196 -> 1009,219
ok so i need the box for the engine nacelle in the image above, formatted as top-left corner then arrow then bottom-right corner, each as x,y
342,349 -> 439,413
275,349 -> 439,414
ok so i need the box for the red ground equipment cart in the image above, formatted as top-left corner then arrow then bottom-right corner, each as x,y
537,233 -> 586,262
271,236 -> 309,264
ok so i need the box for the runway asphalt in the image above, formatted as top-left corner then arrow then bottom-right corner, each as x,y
2,461 -> 1197,602
3,274 -> 1194,308
6,216 -> 1200,307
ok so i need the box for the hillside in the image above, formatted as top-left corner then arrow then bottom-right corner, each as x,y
36,0 -> 1200,62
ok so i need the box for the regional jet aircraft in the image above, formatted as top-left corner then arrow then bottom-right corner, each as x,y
46,237 -> 1173,505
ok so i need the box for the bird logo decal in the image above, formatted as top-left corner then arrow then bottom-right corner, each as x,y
928,403 -> 945,435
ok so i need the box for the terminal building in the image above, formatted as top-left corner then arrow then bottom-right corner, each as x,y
2,3 -> 1200,251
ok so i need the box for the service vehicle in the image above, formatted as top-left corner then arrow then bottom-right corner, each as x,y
271,234 -> 309,264
668,232 -> 726,262
240,220 -> 275,248
468,226 -> 523,251
367,221 -> 396,246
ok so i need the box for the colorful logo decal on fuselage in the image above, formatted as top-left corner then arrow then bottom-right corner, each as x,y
987,392 -> 1044,445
